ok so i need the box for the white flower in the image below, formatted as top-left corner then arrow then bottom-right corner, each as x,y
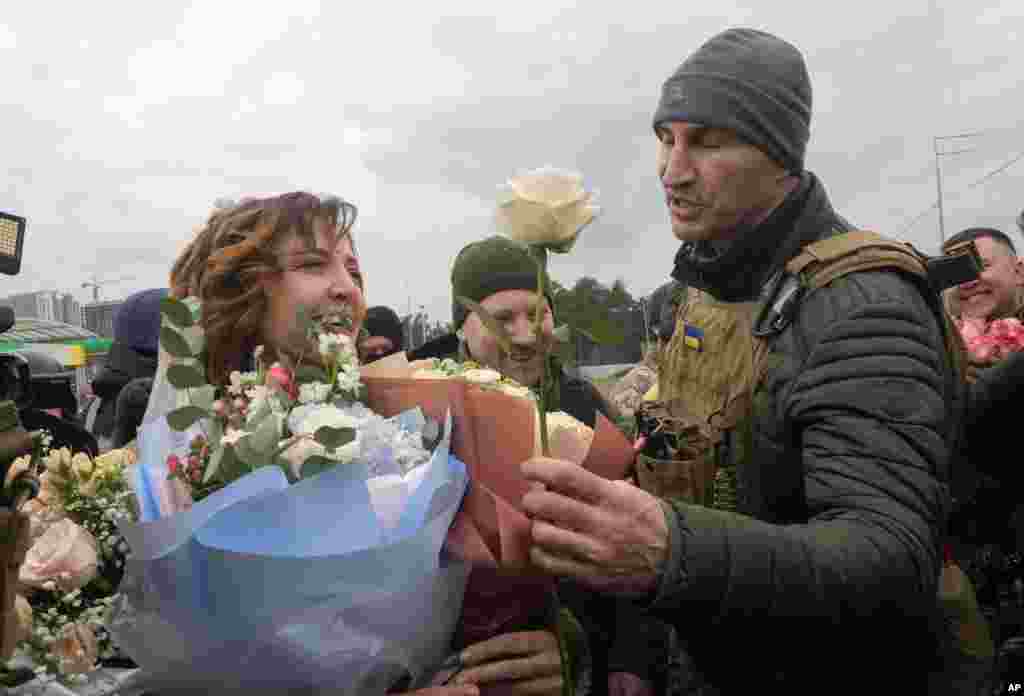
462,368 -> 502,384
298,381 -> 332,404
253,344 -> 265,363
220,428 -> 249,446
336,365 -> 362,394
295,406 -> 359,436
318,331 -> 354,359
496,166 -> 600,253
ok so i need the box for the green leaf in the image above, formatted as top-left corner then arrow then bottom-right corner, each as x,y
294,364 -> 329,383
189,384 -> 217,411
160,296 -> 195,328
314,426 -> 356,452
456,296 -> 513,353
159,326 -> 194,359
220,444 -> 248,481
300,455 -> 337,478
204,445 -> 225,484
249,414 -> 283,454
233,436 -> 265,469
167,405 -> 209,431
167,364 -> 208,389
552,324 -> 572,343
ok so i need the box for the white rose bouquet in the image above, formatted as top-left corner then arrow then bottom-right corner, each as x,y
111,296 -> 472,694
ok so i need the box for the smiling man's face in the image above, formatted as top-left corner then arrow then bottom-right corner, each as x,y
955,235 -> 1023,320
462,289 -> 553,388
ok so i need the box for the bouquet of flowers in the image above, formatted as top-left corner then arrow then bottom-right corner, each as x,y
956,316 -> 1024,365
111,297 -> 473,695
2,445 -> 135,688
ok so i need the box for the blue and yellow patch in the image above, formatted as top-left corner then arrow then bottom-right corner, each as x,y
682,324 -> 704,352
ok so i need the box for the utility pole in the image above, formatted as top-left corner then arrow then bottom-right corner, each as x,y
933,131 -> 985,247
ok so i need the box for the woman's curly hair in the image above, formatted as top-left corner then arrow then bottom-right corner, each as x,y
170,192 -> 360,386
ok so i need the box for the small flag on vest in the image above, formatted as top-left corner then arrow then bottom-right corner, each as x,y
682,324 -> 704,352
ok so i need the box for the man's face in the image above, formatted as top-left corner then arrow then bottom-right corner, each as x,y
955,236 -> 1023,320
656,122 -> 791,242
360,335 -> 397,362
462,289 -> 553,388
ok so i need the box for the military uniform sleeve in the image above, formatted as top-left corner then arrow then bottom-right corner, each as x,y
647,271 -> 950,674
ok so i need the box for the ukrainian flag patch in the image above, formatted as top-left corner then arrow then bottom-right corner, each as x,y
683,324 -> 704,352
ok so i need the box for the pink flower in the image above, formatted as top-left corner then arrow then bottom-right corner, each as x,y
166,454 -> 180,474
267,364 -> 297,399
957,316 -> 1024,364
53,622 -> 99,675
19,518 -> 99,592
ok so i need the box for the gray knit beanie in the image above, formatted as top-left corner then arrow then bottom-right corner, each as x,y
653,28 -> 812,173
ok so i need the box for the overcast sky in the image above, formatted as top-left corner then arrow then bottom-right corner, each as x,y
1,0 -> 1022,324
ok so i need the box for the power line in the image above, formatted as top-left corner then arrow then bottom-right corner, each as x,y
901,147 -> 1024,234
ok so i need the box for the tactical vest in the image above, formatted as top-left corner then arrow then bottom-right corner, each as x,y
645,231 -> 993,669
643,230 -> 968,510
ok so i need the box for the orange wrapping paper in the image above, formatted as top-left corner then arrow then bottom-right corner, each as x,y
362,355 -> 635,646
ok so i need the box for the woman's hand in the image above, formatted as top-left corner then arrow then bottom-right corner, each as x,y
452,630 -> 563,695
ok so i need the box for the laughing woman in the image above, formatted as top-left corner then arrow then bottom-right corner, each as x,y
165,192 -> 559,696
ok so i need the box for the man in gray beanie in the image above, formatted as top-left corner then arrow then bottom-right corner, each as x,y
521,28 -> 970,694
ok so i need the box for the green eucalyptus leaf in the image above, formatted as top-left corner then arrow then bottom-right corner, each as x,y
232,436 -> 265,468
249,414 -> 283,454
301,455 -> 337,478
294,364 -> 329,383
456,296 -> 513,353
220,445 -> 248,481
552,324 -> 572,343
159,326 -> 194,358
204,445 -> 225,484
167,364 -> 207,389
160,297 -> 195,328
313,426 -> 356,452
166,406 -> 209,431
190,384 -> 217,411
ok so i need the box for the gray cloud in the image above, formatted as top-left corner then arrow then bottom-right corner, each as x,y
1,1 -> 1022,323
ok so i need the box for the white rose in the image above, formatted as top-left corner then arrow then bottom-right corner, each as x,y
280,434 -> 359,479
496,166 -> 600,252
462,368 -> 502,385
295,406 -> 359,436
298,381 -> 332,404
546,411 -> 595,465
